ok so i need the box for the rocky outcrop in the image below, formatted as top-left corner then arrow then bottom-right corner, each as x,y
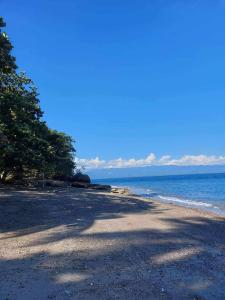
89,184 -> 111,191
71,182 -> 111,190
71,182 -> 90,188
71,173 -> 91,184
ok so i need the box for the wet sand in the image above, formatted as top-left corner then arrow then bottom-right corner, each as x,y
0,187 -> 225,299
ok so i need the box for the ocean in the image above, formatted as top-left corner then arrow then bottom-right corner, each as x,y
94,173 -> 225,215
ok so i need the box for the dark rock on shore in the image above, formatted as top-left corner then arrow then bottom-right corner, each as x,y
89,184 -> 111,190
71,182 -> 111,191
45,180 -> 68,187
71,182 -> 90,188
72,173 -> 91,184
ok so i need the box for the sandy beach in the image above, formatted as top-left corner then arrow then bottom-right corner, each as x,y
0,187 -> 225,300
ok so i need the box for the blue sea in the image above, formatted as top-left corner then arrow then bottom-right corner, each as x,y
94,173 -> 225,215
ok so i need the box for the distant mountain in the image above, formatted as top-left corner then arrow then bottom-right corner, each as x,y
87,165 -> 225,179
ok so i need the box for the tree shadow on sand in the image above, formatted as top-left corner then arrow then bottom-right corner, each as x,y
0,187 -> 159,238
0,188 -> 225,300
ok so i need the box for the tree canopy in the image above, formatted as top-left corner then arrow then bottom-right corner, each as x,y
0,17 -> 75,183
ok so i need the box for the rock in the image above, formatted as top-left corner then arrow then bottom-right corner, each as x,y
89,184 -> 111,190
71,182 -> 111,190
111,188 -> 130,195
71,182 -> 90,188
71,173 -> 91,184
45,180 -> 67,187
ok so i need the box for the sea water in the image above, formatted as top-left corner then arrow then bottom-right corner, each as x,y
94,173 -> 225,215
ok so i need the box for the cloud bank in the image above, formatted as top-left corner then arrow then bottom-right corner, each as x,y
76,153 -> 225,169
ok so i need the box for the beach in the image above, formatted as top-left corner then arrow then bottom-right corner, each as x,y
94,173 -> 225,215
1,187 -> 225,300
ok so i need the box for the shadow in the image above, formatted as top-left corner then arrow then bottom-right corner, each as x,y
0,187 -> 156,238
0,187 -> 225,299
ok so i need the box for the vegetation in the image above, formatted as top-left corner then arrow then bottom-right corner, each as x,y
0,17 -> 75,183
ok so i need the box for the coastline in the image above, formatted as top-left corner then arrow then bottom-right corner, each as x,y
110,186 -> 225,219
1,187 -> 225,299
138,194 -> 225,220
110,184 -> 225,217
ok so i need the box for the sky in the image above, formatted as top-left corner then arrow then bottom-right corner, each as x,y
2,0 -> 225,172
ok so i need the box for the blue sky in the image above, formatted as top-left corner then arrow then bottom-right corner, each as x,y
2,0 -> 225,169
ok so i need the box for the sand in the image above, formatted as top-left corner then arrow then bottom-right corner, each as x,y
0,187 -> 225,300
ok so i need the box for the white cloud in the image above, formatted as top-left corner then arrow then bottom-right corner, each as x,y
76,153 -> 225,169
166,155 -> 225,166
75,157 -> 106,169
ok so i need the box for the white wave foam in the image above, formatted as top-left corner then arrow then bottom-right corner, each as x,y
158,195 -> 213,208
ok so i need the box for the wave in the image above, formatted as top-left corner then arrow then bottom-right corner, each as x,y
109,184 -> 221,210
157,195 -> 216,208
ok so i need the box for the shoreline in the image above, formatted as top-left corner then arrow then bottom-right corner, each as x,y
111,184 -> 225,217
110,186 -> 225,220
137,194 -> 225,220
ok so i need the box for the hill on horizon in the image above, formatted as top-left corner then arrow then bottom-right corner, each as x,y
87,165 -> 225,180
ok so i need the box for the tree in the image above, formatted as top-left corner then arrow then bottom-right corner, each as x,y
46,130 -> 75,178
0,17 -> 76,183
0,72 -> 47,181
0,17 -> 16,73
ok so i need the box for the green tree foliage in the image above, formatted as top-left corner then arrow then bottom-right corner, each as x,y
0,17 -> 75,183
0,17 -> 16,73
47,130 -> 75,178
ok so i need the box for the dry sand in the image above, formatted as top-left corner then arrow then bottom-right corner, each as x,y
0,187 -> 225,300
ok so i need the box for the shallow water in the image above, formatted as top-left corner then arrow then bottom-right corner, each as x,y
94,173 -> 225,215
